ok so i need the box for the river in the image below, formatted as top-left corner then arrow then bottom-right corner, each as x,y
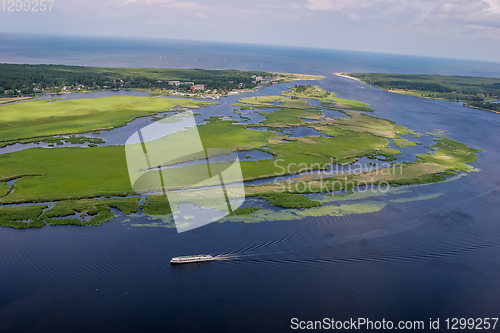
0,34 -> 499,333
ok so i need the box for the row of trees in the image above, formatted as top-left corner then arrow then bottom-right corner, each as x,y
467,101 -> 500,112
422,93 -> 485,102
370,80 -> 497,97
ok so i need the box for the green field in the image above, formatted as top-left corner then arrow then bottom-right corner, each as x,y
0,96 -> 214,144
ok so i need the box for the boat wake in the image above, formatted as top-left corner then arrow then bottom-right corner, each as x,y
212,242 -> 499,264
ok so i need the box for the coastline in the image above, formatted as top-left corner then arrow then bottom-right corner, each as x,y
333,73 -> 362,82
341,73 -> 500,114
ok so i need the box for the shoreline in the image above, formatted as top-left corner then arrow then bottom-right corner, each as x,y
341,73 -> 500,114
333,73 -> 362,82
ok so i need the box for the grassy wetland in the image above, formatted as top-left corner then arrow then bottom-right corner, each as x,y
0,96 -> 214,145
0,84 -> 483,228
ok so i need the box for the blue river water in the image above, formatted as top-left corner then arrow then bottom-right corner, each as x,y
1,34 -> 500,333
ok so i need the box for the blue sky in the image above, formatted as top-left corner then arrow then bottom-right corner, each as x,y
1,0 -> 500,62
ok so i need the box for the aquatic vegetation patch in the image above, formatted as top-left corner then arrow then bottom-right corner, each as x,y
0,205 -> 48,229
393,137 -> 417,148
232,206 -> 260,215
40,197 -> 139,226
220,201 -> 386,223
64,135 -> 105,145
416,135 -> 483,172
366,148 -> 401,162
390,192 -> 444,203
258,192 -> 322,208
140,195 -> 172,215
295,201 -> 386,217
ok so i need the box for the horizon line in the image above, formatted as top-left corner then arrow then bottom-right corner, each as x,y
2,31 -> 500,66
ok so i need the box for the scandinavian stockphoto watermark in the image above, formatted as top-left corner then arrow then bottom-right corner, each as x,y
272,158 -> 402,195
125,111 -> 244,233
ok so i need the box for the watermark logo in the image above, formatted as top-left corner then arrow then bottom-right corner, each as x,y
125,111 -> 244,233
272,158 -> 401,195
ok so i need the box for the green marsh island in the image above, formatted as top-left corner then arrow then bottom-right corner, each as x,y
0,77 -> 483,229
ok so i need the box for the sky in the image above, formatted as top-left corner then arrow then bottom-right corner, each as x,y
1,0 -> 500,62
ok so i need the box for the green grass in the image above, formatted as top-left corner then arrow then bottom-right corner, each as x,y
141,195 -> 172,215
105,197 -> 140,214
416,135 -> 483,172
0,146 -> 133,203
0,182 -> 9,197
281,85 -> 374,112
393,137 -> 417,148
258,192 -> 322,208
239,95 -> 313,109
40,197 -> 138,226
259,107 -> 323,125
0,86 -> 483,206
373,173 -> 447,186
0,205 -> 48,229
0,96 -> 214,143
366,148 -> 401,161
232,206 -> 260,215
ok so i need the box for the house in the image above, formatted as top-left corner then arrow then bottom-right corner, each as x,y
190,84 -> 205,92
168,81 -> 180,86
259,77 -> 278,85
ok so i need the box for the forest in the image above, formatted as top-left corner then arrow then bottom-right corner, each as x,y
0,64 -> 270,95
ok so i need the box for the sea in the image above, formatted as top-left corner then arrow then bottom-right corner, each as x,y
1,33 -> 500,333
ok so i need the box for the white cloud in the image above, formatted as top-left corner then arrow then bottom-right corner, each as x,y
484,0 -> 500,13
306,0 -> 351,10
123,0 -> 205,9
305,0 -> 500,30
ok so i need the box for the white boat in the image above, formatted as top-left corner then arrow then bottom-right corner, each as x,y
170,254 -> 214,264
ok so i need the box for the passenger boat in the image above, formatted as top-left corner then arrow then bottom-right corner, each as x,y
170,254 -> 214,264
